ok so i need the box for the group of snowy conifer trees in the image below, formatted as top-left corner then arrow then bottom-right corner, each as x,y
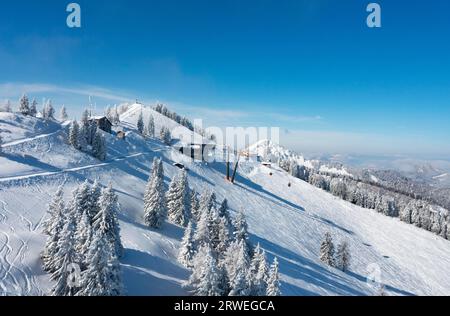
69,109 -> 107,161
141,157 -> 281,296
42,181 -> 123,296
180,193 -> 281,296
319,232 -> 351,272
1,94 -> 68,121
136,110 -> 155,139
143,157 -> 191,228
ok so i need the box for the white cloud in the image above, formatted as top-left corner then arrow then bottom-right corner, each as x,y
0,82 -> 133,103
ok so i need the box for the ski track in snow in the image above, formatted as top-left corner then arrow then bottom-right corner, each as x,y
0,153 -> 148,183
0,197 -> 41,296
2,130 -> 62,149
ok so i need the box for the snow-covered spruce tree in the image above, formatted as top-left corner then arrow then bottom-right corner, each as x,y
50,211 -> 79,296
29,99 -> 38,117
74,212 -> 92,269
137,110 -> 144,134
248,244 -> 269,296
143,158 -> 166,228
199,190 -> 216,215
194,206 -> 212,248
42,187 -> 66,273
19,94 -> 30,115
92,129 -> 107,161
144,115 -> 155,138
216,216 -> 231,258
218,199 -> 234,237
335,241 -> 351,272
319,232 -> 335,267
92,183 -> 123,258
224,240 -> 250,289
69,181 -> 92,223
160,126 -> 172,145
190,190 -> 201,222
87,180 -> 102,222
266,258 -> 281,296
80,109 -> 93,145
233,210 -> 252,255
167,169 -> 191,227
229,269 -> 250,296
0,135 -> 3,153
77,231 -> 123,296
69,121 -> 80,149
178,221 -> 196,268
60,106 -> 68,121
187,245 -> 223,296
43,100 -> 55,120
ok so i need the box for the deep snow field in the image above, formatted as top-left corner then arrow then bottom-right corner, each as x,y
1,105 -> 450,296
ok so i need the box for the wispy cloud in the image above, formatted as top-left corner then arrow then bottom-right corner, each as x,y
0,82 -> 133,103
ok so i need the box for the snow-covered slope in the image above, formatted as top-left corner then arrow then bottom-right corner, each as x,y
120,103 -> 207,144
1,109 -> 450,296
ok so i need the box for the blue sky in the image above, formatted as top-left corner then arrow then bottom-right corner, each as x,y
1,0 -> 449,157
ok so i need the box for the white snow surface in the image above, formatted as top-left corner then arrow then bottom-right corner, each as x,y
0,109 -> 450,296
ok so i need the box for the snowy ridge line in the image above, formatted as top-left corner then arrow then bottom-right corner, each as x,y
0,152 -> 148,183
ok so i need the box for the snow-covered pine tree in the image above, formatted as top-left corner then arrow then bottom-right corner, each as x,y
160,126 -> 172,145
255,249 -> 269,295
194,206 -> 212,248
188,245 -> 223,296
87,180 -> 102,222
199,190 -> 216,215
266,258 -> 281,296
229,269 -> 250,296
247,244 -> 269,296
92,183 -> 123,258
218,199 -> 234,237
143,158 -> 166,228
19,94 -> 30,115
178,221 -> 196,268
42,187 -> 66,273
69,181 -> 92,223
77,231 -> 123,296
167,169 -> 191,227
224,240 -> 250,288
60,106 -> 68,121
74,212 -> 92,269
29,99 -> 38,117
137,110 -> 144,134
43,186 -> 66,236
69,121 -> 80,149
77,123 -> 88,152
190,190 -> 201,222
233,210 -> 251,255
50,212 -> 79,296
80,109 -> 92,145
216,216 -> 231,259
43,100 -> 55,120
92,129 -> 107,161
319,232 -> 335,267
144,115 -> 155,138
335,241 -> 351,272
